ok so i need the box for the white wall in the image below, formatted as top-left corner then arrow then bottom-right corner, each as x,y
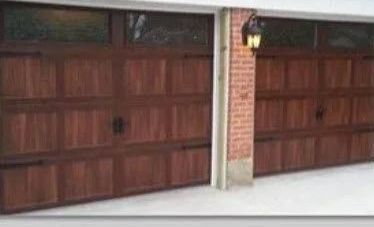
12,0 -> 374,22
253,0 -> 374,23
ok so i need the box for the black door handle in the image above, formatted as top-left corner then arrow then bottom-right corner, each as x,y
112,117 -> 120,134
118,117 -> 124,134
315,105 -> 327,121
315,107 -> 322,120
322,106 -> 327,119
112,117 -> 126,135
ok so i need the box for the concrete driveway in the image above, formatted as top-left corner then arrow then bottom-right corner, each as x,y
22,162 -> 374,216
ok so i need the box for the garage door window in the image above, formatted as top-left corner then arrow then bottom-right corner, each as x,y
3,6 -> 109,43
259,19 -> 315,48
127,12 -> 209,46
325,24 -> 371,49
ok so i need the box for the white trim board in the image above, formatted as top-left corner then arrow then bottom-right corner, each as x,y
210,9 -> 221,188
6,0 -> 219,14
8,0 -> 374,22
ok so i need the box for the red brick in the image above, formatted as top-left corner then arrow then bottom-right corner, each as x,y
227,9 -> 256,160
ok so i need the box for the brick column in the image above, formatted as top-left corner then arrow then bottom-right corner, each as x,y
227,9 -> 256,185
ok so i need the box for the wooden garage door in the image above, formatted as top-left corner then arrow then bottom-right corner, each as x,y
254,18 -> 374,176
0,4 -> 213,213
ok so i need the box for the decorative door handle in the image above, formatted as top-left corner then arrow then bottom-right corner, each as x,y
315,105 -> 327,121
118,117 -> 125,134
112,117 -> 119,134
112,117 -> 126,135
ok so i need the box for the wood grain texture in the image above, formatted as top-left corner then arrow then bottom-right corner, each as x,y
283,137 -> 315,170
352,96 -> 374,125
255,100 -> 283,132
121,153 -> 167,194
64,109 -> 112,150
64,58 -> 112,97
123,107 -> 168,143
2,112 -> 57,155
317,134 -> 350,166
62,158 -> 113,202
286,59 -> 318,90
254,141 -> 282,175
170,58 -> 212,94
322,59 -> 352,89
285,99 -> 316,130
321,97 -> 350,127
353,59 -> 374,88
171,103 -> 211,140
1,56 -> 56,99
124,59 -> 167,95
170,149 -> 210,186
256,58 -> 285,91
350,132 -> 374,161
2,165 -> 58,211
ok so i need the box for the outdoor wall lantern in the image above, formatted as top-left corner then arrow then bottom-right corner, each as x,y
242,10 -> 262,55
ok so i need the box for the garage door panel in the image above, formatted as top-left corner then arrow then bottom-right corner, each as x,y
317,134 -> 350,166
255,100 -> 283,132
64,58 -> 112,97
62,158 -> 113,202
170,149 -> 210,186
254,141 -> 282,175
121,153 -> 167,194
285,98 -> 317,130
350,132 -> 374,161
286,59 -> 318,90
255,22 -> 374,176
0,7 -> 213,214
123,106 -> 168,143
171,103 -> 211,140
2,112 -> 57,155
171,58 -> 212,94
124,59 -> 167,96
353,59 -> 374,88
283,137 -> 316,170
322,59 -> 352,89
2,165 -> 58,211
352,96 -> 374,125
256,58 -> 285,91
1,56 -> 56,99
64,109 -> 113,150
321,97 -> 350,127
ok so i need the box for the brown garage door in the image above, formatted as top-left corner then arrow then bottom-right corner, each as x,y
0,4 -> 213,213
254,18 -> 374,175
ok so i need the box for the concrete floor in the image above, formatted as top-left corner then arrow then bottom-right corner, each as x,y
23,162 -> 374,216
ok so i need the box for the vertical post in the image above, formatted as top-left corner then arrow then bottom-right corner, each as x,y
0,4 -> 5,213
213,8 -> 230,190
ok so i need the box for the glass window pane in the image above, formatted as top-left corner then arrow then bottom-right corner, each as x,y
4,6 -> 109,43
259,19 -> 315,48
326,24 -> 370,49
127,12 -> 209,46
